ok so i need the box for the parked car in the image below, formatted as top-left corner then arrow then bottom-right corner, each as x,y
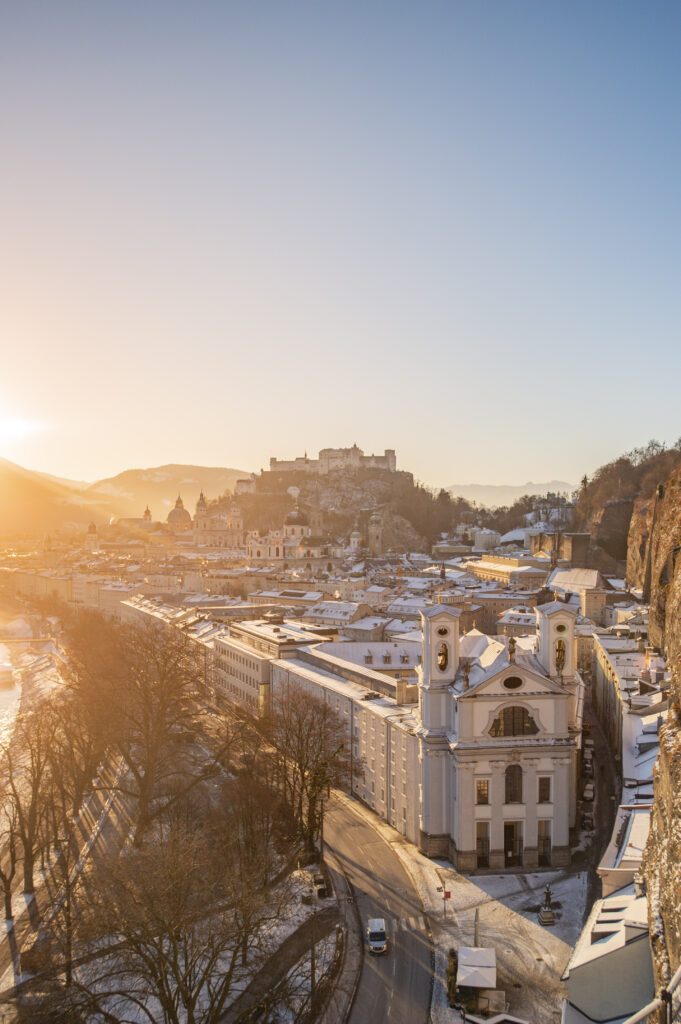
583,783 -> 595,802
583,761 -> 593,778
314,873 -> 328,899
367,917 -> 388,954
582,811 -> 594,830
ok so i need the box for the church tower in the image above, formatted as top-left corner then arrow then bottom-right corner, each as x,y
416,605 -> 461,857
368,510 -> 383,556
535,601 -> 577,682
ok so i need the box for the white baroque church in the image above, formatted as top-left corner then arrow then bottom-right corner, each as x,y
417,601 -> 580,870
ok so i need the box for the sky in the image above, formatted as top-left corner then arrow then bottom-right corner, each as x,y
1,1 -> 680,489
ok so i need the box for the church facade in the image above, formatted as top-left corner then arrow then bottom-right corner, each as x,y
417,602 -> 580,870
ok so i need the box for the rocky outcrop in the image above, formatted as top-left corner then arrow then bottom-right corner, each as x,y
626,495 -> 656,593
645,703 -> 681,990
591,497 -> 635,562
635,464 -> 681,990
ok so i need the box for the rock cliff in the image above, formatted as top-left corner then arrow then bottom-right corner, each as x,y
631,464 -> 681,988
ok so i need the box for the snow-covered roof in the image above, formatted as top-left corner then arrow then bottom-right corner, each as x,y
549,568 -> 603,593
563,884 -> 649,976
457,947 -> 497,989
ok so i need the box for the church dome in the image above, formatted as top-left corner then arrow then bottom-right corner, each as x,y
285,506 -> 309,527
167,494 -> 192,527
196,490 -> 208,514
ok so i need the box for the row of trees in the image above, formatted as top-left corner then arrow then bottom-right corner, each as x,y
5,607 -> 353,1022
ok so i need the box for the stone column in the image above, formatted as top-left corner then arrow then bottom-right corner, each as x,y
522,758 -> 539,870
489,760 -> 506,871
551,756 -> 572,867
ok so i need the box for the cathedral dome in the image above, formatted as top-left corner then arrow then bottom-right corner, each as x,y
285,506 -> 309,527
167,494 -> 192,527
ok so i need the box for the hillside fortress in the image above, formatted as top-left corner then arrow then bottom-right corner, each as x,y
269,444 -> 396,475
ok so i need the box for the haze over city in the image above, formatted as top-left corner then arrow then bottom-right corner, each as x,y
3,5 -> 681,1020
2,1 -> 680,486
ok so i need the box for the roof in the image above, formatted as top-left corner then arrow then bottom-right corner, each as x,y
457,947 -> 497,989
548,568 -> 604,592
535,600 -> 578,618
419,604 -> 462,620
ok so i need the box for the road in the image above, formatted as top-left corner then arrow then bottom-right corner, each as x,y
324,797 -> 432,1024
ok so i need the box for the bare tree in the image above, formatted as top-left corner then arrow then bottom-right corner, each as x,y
266,683 -> 353,856
0,786 -> 20,920
2,702 -> 58,895
71,816 -> 293,1024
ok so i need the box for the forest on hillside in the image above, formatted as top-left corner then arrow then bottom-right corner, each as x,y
575,439 -> 681,530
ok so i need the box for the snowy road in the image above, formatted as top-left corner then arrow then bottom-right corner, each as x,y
324,797 -> 432,1024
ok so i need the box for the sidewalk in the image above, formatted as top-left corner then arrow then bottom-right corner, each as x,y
218,905 -> 339,1023
318,846 -> 363,1024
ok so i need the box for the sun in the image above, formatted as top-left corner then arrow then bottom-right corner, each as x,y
0,416 -> 46,442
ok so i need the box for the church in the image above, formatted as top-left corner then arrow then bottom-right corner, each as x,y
417,601 -> 581,870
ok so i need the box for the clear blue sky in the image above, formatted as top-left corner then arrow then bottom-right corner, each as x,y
1,1 -> 679,488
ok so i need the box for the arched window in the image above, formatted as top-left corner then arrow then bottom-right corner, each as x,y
505,764 -> 523,803
489,706 -> 539,737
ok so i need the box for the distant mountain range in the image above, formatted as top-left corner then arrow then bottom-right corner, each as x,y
447,480 -> 576,508
0,459 -> 248,537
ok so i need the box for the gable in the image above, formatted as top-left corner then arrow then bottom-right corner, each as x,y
463,664 -> 569,700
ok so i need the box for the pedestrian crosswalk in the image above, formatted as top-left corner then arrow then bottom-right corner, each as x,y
399,915 -> 425,932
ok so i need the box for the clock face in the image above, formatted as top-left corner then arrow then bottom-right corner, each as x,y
438,626 -> 449,637
556,624 -> 567,633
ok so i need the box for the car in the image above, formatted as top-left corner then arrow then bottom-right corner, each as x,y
583,783 -> 595,802
583,761 -> 593,778
582,812 -> 594,830
367,917 -> 388,954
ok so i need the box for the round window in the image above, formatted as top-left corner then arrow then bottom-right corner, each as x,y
503,676 -> 523,690
556,624 -> 567,633
437,626 -> 449,636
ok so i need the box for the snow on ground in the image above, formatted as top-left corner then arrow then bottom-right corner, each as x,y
71,867 -> 329,1023
335,792 -> 586,1024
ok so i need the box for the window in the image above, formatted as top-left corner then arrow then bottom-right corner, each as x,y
505,764 -> 523,803
476,779 -> 489,805
538,776 -> 551,803
490,706 -> 539,737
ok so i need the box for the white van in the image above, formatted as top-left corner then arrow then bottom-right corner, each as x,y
367,918 -> 388,954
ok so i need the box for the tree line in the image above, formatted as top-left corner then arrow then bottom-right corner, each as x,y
3,608 -> 353,1023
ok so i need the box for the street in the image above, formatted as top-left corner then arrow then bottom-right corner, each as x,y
324,797 -> 433,1024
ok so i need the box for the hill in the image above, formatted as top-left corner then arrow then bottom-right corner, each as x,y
575,439 -> 681,562
0,457 -> 108,536
447,480 -> 575,508
87,464 -> 249,520
0,459 -> 250,537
